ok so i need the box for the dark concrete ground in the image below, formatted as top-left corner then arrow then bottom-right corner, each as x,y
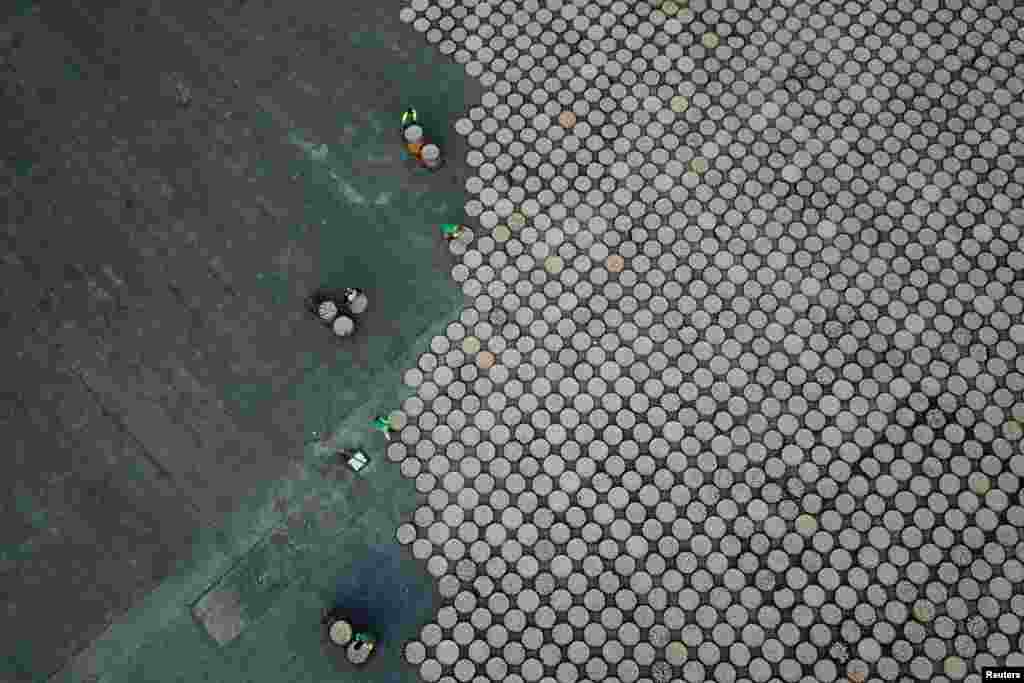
1,1 -> 477,680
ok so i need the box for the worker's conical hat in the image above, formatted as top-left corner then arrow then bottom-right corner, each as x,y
329,619 -> 353,645
404,125 -> 424,143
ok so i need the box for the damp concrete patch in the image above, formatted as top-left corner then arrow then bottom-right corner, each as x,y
329,543 -> 436,645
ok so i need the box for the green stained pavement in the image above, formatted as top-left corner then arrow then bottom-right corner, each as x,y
51,171 -> 461,679
2,485 -> 50,567
52,426 -> 439,683
235,50 -> 475,440
63,59 -> 83,81
250,100 -> 470,440
13,1 -> 38,18
13,157 -> 36,177
48,153 -> 463,679
30,7 -> 478,683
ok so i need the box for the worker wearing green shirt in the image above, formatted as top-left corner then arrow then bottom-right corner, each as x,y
441,223 -> 464,241
372,415 -> 394,441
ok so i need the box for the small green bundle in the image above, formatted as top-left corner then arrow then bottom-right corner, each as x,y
441,223 -> 464,240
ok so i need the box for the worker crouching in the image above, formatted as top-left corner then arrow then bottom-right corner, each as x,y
322,607 -> 377,665
307,288 -> 367,339
400,107 -> 443,171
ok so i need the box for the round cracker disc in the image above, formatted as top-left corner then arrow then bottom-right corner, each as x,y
333,315 -> 355,337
